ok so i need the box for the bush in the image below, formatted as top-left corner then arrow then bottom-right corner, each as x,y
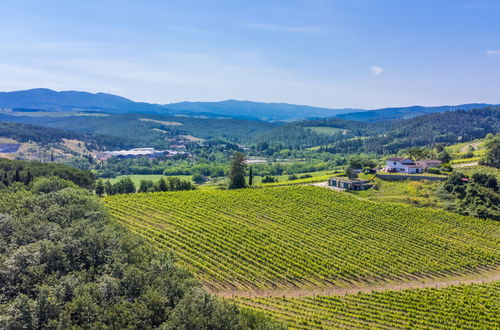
440,164 -> 453,172
261,176 -> 277,183
192,174 -> 205,184
428,168 -> 441,175
31,176 -> 76,194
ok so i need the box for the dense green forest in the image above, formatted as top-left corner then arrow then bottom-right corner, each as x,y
0,122 -> 94,147
0,113 -> 277,148
0,158 -> 95,189
254,108 -> 500,154
0,163 -> 280,329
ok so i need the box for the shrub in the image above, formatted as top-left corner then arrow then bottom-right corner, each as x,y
428,168 -> 441,175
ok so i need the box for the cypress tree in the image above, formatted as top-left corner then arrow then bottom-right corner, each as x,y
3,171 -> 9,186
14,169 -> 21,182
24,171 -> 33,185
248,166 -> 253,186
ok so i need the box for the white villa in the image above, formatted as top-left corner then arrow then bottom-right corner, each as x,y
385,157 -> 441,174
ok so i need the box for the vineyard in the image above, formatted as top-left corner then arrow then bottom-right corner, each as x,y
455,165 -> 500,181
236,282 -> 500,329
104,186 -> 500,292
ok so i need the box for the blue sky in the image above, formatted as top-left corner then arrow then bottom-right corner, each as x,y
1,0 -> 500,108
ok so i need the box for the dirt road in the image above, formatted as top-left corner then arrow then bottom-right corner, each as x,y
213,266 -> 500,299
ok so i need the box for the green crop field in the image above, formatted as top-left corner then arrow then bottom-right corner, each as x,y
236,282 -> 500,329
104,186 -> 500,292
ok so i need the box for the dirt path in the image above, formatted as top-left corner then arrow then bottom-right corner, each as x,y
213,266 -> 500,299
311,181 -> 345,191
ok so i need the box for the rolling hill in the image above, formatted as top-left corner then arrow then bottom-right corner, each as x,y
1,88 -> 497,121
336,103 -> 496,122
104,186 -> 500,293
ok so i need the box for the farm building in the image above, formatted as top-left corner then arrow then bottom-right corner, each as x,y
416,159 -> 442,169
385,157 -> 443,173
328,177 -> 373,191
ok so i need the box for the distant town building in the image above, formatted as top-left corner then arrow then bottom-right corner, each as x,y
97,148 -> 166,160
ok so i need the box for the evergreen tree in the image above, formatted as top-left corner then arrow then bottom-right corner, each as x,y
121,177 -> 136,194
14,169 -> 21,182
138,179 -> 154,193
482,141 -> 500,168
158,178 -> 168,192
3,171 -> 10,186
228,152 -> 246,189
95,180 -> 105,197
437,149 -> 451,163
24,171 -> 33,185
105,181 -> 113,195
248,166 -> 253,186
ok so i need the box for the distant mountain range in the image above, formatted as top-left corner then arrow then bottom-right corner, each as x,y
165,100 -> 359,121
335,104 -> 497,122
0,88 -> 497,122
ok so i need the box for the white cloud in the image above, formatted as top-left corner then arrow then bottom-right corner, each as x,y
486,50 -> 500,55
371,66 -> 383,76
244,23 -> 326,34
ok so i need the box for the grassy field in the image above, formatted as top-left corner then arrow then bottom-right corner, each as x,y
236,282 -> 500,329
455,165 -> 500,181
105,186 -> 500,292
105,170 -> 335,188
253,170 -> 336,186
353,177 -> 442,208
106,174 -> 193,186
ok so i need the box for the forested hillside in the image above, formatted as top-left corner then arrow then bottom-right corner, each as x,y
336,103 -> 495,122
0,162 -> 279,329
0,113 -> 277,148
254,108 -> 500,154
0,122 -> 89,146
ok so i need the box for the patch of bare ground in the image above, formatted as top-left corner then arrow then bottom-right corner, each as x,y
459,141 -> 481,153
139,118 -> 183,126
452,162 -> 479,168
210,266 -> 500,299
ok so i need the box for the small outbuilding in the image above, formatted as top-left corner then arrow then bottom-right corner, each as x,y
328,177 -> 373,191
